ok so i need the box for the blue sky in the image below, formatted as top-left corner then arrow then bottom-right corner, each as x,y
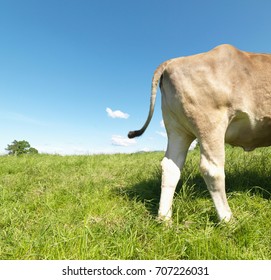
1,0 -> 271,155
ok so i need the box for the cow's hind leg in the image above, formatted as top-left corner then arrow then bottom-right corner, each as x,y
158,133 -> 193,221
199,133 -> 232,222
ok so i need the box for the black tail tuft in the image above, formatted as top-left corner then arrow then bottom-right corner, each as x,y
128,130 -> 142,139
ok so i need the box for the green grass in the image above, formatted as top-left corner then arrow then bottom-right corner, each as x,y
0,147 -> 271,259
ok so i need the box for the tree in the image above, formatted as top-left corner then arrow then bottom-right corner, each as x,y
28,147 -> 39,154
5,140 -> 39,156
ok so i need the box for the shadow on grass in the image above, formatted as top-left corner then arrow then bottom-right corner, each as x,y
113,167 -> 271,219
112,178 -> 161,217
112,173 -> 208,218
226,170 -> 271,199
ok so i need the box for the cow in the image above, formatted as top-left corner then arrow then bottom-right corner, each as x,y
128,44 -> 271,222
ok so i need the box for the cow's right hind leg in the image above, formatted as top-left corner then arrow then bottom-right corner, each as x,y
158,133 -> 193,221
199,132 -> 232,222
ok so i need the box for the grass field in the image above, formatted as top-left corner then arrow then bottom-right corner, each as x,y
0,146 -> 271,260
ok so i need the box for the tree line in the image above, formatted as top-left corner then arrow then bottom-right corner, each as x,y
5,140 -> 38,156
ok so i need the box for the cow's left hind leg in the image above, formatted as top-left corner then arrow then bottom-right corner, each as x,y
158,133 -> 193,221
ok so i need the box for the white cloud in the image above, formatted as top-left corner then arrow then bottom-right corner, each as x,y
156,131 -> 167,138
156,119 -> 167,138
160,120 -> 165,128
141,147 -> 151,152
35,144 -> 91,155
189,139 -> 198,150
111,135 -> 136,147
106,107 -> 129,119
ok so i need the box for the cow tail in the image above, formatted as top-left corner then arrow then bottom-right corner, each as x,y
128,59 -> 174,139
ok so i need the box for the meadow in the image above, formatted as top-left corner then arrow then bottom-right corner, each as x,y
0,146 -> 271,260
